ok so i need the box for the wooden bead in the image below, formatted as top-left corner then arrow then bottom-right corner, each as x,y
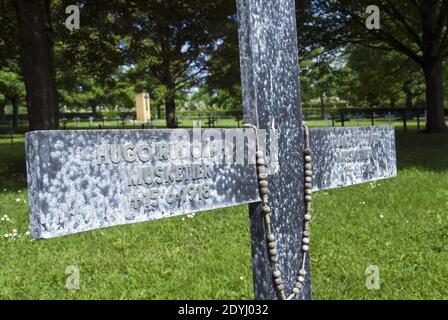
304,214 -> 312,221
293,287 -> 300,294
258,173 -> 268,180
267,234 -> 276,242
305,170 -> 312,177
274,278 -> 283,285
269,248 -> 277,256
299,269 -> 307,276
305,177 -> 312,183
259,180 -> 268,188
303,237 -> 310,245
268,241 -> 276,249
273,270 -> 281,278
264,214 -> 271,224
304,148 -> 312,156
305,195 -> 312,202
305,189 -> 312,195
257,166 -> 266,175
295,282 -> 303,289
303,230 -> 310,237
256,158 -> 265,166
298,276 -> 305,283
305,163 -> 312,171
276,284 -> 285,291
302,245 -> 310,252
270,256 -> 278,263
305,155 -> 312,163
305,182 -> 312,190
261,206 -> 270,214
256,151 -> 264,158
259,187 -> 269,195
304,221 -> 311,231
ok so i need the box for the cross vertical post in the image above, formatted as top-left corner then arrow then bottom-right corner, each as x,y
236,0 -> 311,300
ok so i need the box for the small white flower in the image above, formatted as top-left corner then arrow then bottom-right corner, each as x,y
6,218 -> 10,222
18,190 -> 21,193
0,218 -> 4,221
16,198 -> 20,202
12,229 -> 17,233
25,231 -> 30,236
239,276 -> 244,280
379,215 -> 384,219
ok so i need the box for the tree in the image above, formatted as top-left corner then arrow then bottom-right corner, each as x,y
342,46 -> 425,109
122,0 -> 234,128
13,0 -> 59,130
300,50 -> 345,117
204,15 -> 242,111
0,59 -> 25,128
297,0 -> 448,132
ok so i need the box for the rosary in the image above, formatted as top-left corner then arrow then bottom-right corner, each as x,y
245,122 -> 312,300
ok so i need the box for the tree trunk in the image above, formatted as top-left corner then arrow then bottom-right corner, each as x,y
90,101 -> 97,115
423,58 -> 446,133
0,101 -> 5,121
11,96 -> 19,129
403,81 -> 413,118
319,92 -> 325,119
165,85 -> 177,128
13,0 -> 59,130
157,104 -> 162,119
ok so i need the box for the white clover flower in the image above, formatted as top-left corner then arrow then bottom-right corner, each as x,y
16,198 -> 20,202
4,234 -> 9,238
379,215 -> 384,219
25,231 -> 30,236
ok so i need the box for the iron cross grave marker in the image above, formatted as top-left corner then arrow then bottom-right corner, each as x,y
24,0 -> 396,300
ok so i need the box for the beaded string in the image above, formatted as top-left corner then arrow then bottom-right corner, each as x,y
243,122 -> 313,301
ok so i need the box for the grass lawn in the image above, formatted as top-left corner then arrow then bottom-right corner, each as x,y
0,126 -> 447,299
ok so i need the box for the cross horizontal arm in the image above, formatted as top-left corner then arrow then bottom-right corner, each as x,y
310,126 -> 397,191
25,129 -> 260,239
26,126 -> 396,240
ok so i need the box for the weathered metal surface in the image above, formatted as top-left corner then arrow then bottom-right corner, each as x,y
311,126 -> 397,191
237,0 -> 310,300
25,129 -> 259,239
25,125 -> 397,242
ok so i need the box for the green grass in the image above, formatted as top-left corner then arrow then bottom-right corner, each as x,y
0,127 -> 447,299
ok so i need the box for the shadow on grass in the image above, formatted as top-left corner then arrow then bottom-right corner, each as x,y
0,138 -> 27,189
395,130 -> 448,173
